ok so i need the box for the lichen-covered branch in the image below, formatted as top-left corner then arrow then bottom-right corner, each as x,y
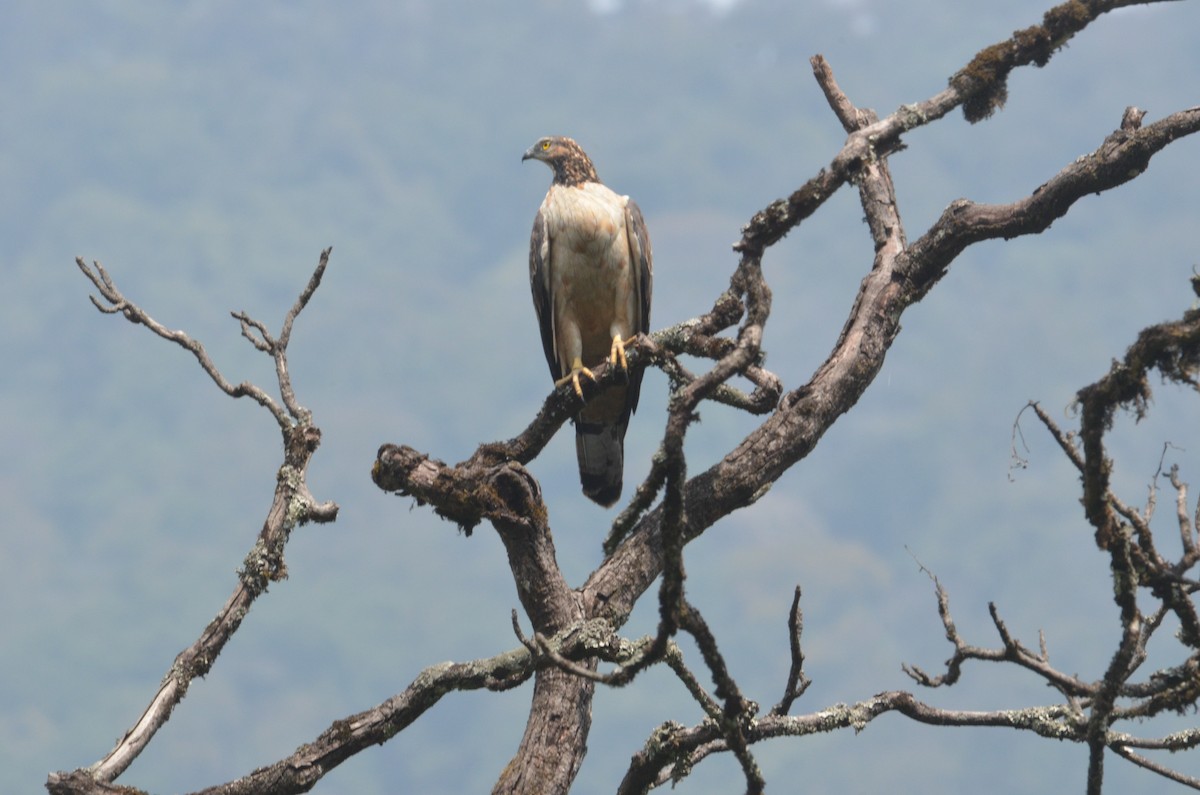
48,253 -> 338,795
54,1 -> 1200,793
619,691 -> 1084,793
737,0 -> 1173,255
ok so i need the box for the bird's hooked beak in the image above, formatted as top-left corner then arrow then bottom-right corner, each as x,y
521,143 -> 545,163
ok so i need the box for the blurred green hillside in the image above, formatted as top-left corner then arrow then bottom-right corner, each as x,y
3,1 -> 1199,793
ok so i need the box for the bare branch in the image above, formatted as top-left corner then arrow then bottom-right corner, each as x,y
737,1 -> 1180,255
621,692 -> 1085,793
811,54 -> 876,132
587,100 -> 1200,643
1168,464 -> 1200,566
770,586 -> 811,716
605,444 -> 669,555
233,310 -> 274,353
677,599 -> 764,793
1030,401 -> 1086,473
902,107 -> 1200,304
275,248 -> 331,419
1073,293 -> 1200,550
58,2 -> 1200,792
1111,745 -> 1200,790
75,257 -> 289,428
903,580 -> 1094,699
57,647 -> 534,795
52,255 -> 339,791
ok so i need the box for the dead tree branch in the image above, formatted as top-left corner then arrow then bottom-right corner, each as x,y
52,1 -> 1200,793
48,252 -> 338,794
366,4 -> 1200,792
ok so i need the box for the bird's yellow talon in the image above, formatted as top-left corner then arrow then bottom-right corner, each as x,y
609,334 -> 629,372
555,359 -> 596,398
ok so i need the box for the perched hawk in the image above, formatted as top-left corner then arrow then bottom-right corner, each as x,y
522,136 -> 653,507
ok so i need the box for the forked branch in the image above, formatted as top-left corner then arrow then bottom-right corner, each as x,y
49,251 -> 338,795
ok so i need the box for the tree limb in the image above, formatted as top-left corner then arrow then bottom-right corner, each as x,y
49,253 -> 338,793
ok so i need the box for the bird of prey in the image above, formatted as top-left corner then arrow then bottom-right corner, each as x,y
522,136 -> 653,507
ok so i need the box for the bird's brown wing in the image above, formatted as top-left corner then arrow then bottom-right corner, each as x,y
622,197 -> 653,417
528,204 -> 561,381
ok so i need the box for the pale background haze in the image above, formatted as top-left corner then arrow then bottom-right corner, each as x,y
3,1 -> 1200,792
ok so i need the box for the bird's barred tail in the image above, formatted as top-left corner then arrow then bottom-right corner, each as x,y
575,418 -> 626,507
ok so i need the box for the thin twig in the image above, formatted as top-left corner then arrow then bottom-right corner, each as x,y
76,256 -> 288,427
771,586 -> 811,716
55,252 -> 338,789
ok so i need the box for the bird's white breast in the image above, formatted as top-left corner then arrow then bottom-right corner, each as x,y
544,182 -> 628,260
542,181 -> 637,364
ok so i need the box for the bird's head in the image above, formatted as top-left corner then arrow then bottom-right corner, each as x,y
522,136 -> 599,186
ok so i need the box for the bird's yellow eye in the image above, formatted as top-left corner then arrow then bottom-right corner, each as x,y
541,139 -> 551,151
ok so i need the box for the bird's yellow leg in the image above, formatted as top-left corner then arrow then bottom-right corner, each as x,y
609,334 -> 629,372
555,357 -> 596,399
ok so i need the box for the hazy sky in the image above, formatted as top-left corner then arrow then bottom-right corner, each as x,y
4,1 -> 1200,793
